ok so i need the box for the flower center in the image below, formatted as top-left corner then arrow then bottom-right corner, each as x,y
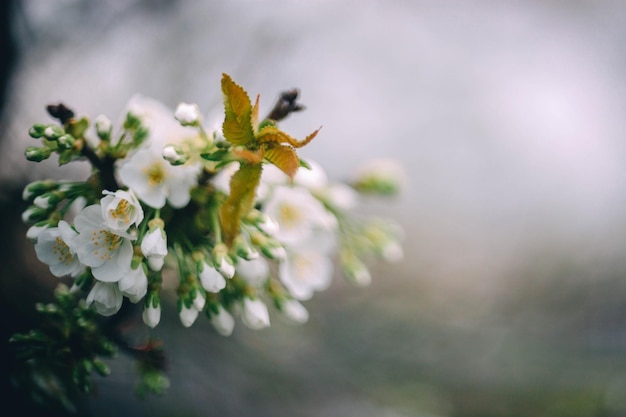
91,230 -> 123,261
53,237 -> 73,265
110,200 -> 131,223
293,255 -> 313,281
278,203 -> 303,230
144,162 -> 166,186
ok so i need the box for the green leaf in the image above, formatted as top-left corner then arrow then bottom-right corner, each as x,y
221,73 -> 255,146
220,163 -> 262,245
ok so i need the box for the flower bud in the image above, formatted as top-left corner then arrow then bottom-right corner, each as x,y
43,125 -> 64,140
232,235 -> 259,261
174,102 -> 202,126
340,251 -> 371,287
241,298 -> 270,330
95,114 -> 112,140
57,134 -> 76,150
21,206 -> 48,224
179,303 -> 199,328
24,146 -> 52,162
213,243 -> 235,279
198,261 -> 226,293
353,158 -> 406,195
28,123 -> 47,138
210,304 -> 235,336
33,191 -> 63,210
143,303 -> 161,328
22,180 -> 57,201
162,144 -> 189,166
281,299 -> 309,324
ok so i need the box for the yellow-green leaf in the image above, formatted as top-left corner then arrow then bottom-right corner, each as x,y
264,144 -> 300,179
251,94 -> 260,133
221,73 -> 255,146
220,163 -> 262,245
256,125 -> 321,148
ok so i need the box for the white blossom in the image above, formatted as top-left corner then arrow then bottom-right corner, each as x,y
73,205 -> 134,282
100,189 -> 144,232
279,248 -> 333,301
34,220 -> 84,278
293,159 -> 328,190
117,147 -> 200,209
117,95 -> 202,209
86,282 -> 123,316
262,186 -> 336,246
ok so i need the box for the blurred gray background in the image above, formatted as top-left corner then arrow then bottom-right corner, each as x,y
2,1 -> 626,416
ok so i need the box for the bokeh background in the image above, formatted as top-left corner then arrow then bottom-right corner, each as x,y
2,1 -> 626,416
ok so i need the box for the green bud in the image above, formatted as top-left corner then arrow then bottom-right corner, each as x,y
33,190 -> 64,210
95,114 -> 112,140
24,146 -> 52,162
28,123 -> 47,138
43,125 -> 65,140
22,179 -> 57,201
21,206 -> 48,224
56,134 -> 76,150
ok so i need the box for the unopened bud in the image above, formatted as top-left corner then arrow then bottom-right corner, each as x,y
162,144 -> 189,166
21,206 -> 48,224
22,180 -> 57,201
28,123 -> 47,138
174,102 -> 202,126
43,125 -> 64,140
25,146 -> 52,162
95,114 -> 112,140
56,134 -> 75,150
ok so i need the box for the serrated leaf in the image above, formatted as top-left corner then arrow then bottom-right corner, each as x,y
264,144 -> 300,179
220,163 -> 262,245
251,94 -> 260,132
221,73 -> 255,146
256,125 -> 321,148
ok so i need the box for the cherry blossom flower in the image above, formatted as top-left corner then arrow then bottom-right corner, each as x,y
116,95 -> 202,209
73,205 -> 134,282
100,189 -> 144,232
262,185 -> 337,246
34,220 -> 84,278
117,147 -> 201,209
279,247 -> 333,301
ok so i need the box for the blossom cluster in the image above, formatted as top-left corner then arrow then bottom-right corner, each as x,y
21,74 -> 404,337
